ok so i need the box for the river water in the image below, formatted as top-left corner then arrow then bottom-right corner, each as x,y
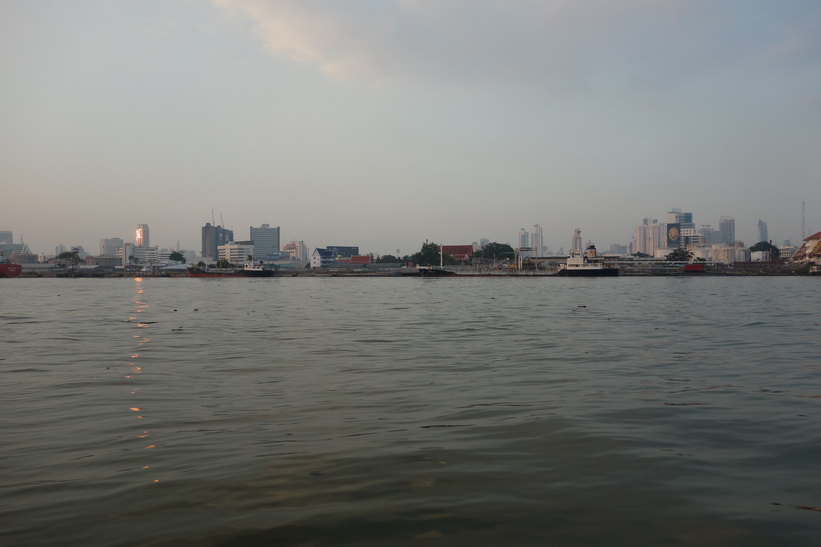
2,276 -> 820,545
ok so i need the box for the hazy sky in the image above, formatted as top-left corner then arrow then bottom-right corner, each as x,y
3,0 -> 820,256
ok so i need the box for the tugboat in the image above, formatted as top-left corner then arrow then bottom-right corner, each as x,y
558,244 -> 618,277
241,261 -> 275,278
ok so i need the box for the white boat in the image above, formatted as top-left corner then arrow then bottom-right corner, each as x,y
558,244 -> 618,277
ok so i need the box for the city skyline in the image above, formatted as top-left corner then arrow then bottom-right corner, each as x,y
0,206 -> 812,260
3,1 -> 820,255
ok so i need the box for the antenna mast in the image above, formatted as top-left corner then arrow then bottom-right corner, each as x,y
212,209 -> 215,225
803,201 -> 806,240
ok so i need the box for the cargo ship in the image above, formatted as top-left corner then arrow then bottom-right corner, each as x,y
0,251 -> 22,278
0,262 -> 22,278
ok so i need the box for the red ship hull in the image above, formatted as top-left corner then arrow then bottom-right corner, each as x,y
0,264 -> 22,278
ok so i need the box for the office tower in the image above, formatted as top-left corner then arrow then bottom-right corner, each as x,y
531,225 -> 544,257
135,224 -> 150,247
633,224 -> 647,255
249,224 -> 281,260
100,238 -> 124,257
699,225 -> 716,245
571,228 -> 582,254
758,220 -> 768,243
719,217 -> 735,245
518,229 -> 530,257
678,212 -> 695,234
201,222 -> 234,261
632,218 -> 661,255
283,240 -> 309,262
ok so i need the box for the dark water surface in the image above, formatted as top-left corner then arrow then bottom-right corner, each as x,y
2,277 -> 820,545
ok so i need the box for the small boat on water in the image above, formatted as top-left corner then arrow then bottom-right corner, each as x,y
809,265 -> 821,276
558,244 -> 618,277
416,265 -> 457,276
242,261 -> 276,278
188,261 -> 275,278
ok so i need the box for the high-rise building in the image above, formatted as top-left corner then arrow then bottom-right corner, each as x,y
100,238 -> 124,257
517,228 -> 530,257
0,231 -> 12,244
283,240 -> 309,262
757,220 -> 768,243
135,224 -> 149,247
249,224 -> 280,259
699,225 -> 716,245
201,223 -> 234,261
531,224 -> 544,257
571,228 -> 582,254
632,218 -> 662,255
719,217 -> 735,245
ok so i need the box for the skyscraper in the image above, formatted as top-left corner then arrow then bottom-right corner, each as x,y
250,224 -> 281,259
700,225 -> 716,245
531,224 -> 543,257
719,217 -> 735,245
571,228 -> 582,254
201,223 -> 234,261
135,224 -> 149,247
757,220 -> 768,243
518,228 -> 530,257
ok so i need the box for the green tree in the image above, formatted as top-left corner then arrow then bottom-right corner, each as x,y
58,251 -> 79,261
749,241 -> 781,260
216,259 -> 232,268
376,254 -> 400,263
473,242 -> 515,260
666,248 -> 693,261
169,251 -> 185,263
411,242 -> 456,266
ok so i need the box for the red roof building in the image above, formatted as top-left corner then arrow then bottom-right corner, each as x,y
441,245 -> 475,262
792,231 -> 821,262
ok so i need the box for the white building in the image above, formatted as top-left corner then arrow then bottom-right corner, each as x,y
311,248 -> 334,268
712,242 -> 749,263
132,245 -> 159,264
100,237 -> 123,257
218,242 -> 255,264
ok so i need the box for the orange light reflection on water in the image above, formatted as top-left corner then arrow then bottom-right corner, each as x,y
127,277 -> 159,484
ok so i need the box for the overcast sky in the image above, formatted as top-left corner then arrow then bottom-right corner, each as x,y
3,0 -> 820,256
